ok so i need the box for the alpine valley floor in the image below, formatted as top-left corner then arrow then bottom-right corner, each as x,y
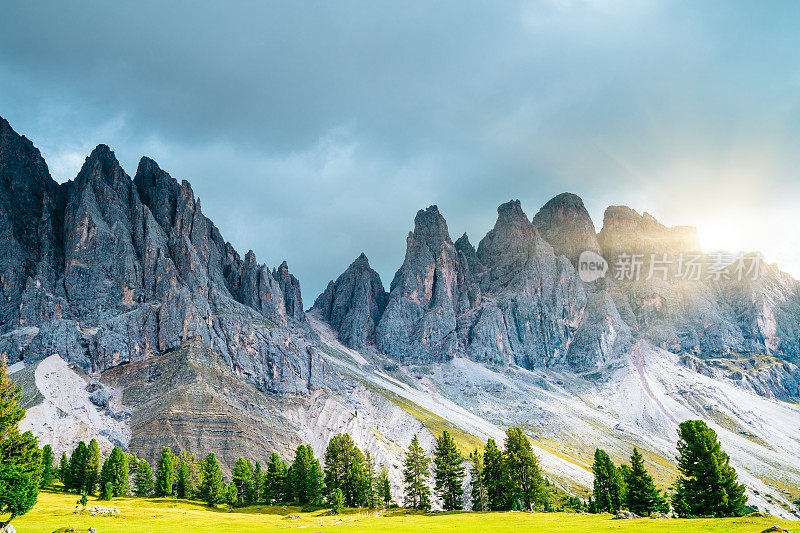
12,491 -> 798,533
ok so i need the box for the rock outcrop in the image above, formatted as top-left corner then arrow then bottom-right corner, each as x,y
317,195 -> 800,380
532,192 -> 600,266
0,116 -> 314,394
311,253 -> 387,349
327,200 -> 630,370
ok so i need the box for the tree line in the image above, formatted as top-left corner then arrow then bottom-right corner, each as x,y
589,420 -> 748,518
0,357 -> 754,525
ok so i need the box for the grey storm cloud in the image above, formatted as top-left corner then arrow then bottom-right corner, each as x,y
2,0 -> 800,299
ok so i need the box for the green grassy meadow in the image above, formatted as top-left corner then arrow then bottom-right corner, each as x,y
6,491 -> 796,533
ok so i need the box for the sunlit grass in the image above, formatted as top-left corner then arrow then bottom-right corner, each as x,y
8,490 -> 798,533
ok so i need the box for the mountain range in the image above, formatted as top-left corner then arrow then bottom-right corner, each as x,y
2,116 -> 799,517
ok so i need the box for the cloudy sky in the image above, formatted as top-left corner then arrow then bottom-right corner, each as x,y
2,1 -> 799,299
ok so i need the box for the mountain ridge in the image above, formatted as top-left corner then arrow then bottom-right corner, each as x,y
3,116 -> 800,518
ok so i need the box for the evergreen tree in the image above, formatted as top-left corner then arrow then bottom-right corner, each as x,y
58,452 -> 68,484
504,427 -> 544,512
672,420 -> 747,517
624,448 -> 667,516
154,447 -> 174,497
67,441 -> 88,493
253,461 -> 262,503
324,434 -> 367,507
176,459 -> 190,499
433,430 -> 465,510
263,452 -> 283,504
0,356 -> 42,525
331,487 -> 344,514
226,482 -> 238,507
307,455 -> 325,506
288,447 -> 309,504
232,457 -> 254,505
592,448 -> 624,513
482,438 -> 508,511
177,451 -> 199,499
67,441 -> 89,494
364,450 -> 378,509
40,444 -> 54,489
101,481 -> 113,501
99,446 -> 129,497
402,434 -> 431,511
83,439 -> 100,495
136,458 -> 154,497
278,460 -> 290,503
469,449 -> 487,512
200,453 -> 225,506
378,467 -> 391,507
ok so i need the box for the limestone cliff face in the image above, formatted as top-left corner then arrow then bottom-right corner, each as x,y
532,192 -> 600,266
318,195 -> 800,375
311,253 -> 387,349
0,116 -> 313,394
375,206 -> 462,363
337,200 -> 630,370
597,206 -> 800,361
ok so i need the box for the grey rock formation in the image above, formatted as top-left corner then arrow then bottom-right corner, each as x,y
358,200 -> 629,370
375,206 -> 462,363
318,194 -> 800,386
311,253 -> 387,349
0,116 -> 316,395
532,192 -> 600,266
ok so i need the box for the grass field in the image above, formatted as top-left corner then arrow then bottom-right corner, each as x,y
7,491 -> 796,533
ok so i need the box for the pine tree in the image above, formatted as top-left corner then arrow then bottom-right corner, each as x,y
504,427 -> 544,512
200,453 -> 225,506
136,458 -> 154,497
263,452 -> 283,504
177,451 -> 199,499
83,439 -> 100,495
672,420 -> 747,517
154,447 -> 174,497
331,487 -> 344,514
101,481 -> 113,501
58,452 -> 68,484
402,434 -> 431,511
40,444 -> 54,489
433,430 -> 465,510
469,449 -> 487,511
592,448 -> 624,513
624,448 -> 667,516
67,441 -> 88,493
0,356 -> 42,525
278,461 -> 294,503
307,457 -> 325,506
253,461 -> 262,503
364,450 -> 378,509
232,457 -> 254,505
482,438 -> 508,511
99,446 -> 129,497
226,482 -> 238,507
378,467 -> 391,507
288,447 -> 309,504
176,460 -> 190,499
324,434 -> 367,507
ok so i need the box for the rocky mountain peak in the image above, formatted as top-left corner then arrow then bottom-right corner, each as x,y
532,192 -> 600,265
598,205 -> 701,258
477,199 -> 537,267
312,253 -> 387,349
410,205 -> 451,253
